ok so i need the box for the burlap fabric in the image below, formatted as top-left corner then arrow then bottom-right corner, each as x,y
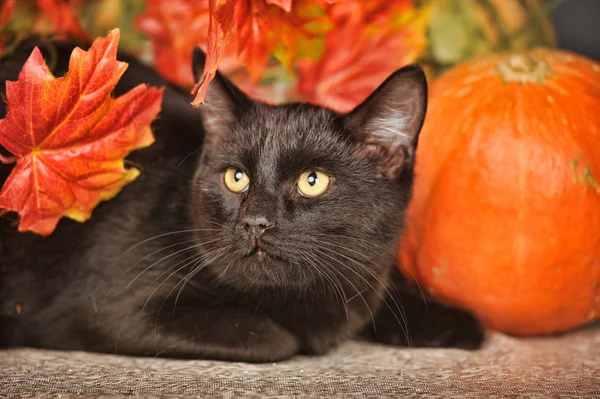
1,325 -> 598,398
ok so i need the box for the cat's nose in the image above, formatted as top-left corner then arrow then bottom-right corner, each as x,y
243,216 -> 274,235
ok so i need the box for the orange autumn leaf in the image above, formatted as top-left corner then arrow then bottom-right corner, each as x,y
192,0 -> 332,105
0,29 -> 164,236
295,0 -> 428,112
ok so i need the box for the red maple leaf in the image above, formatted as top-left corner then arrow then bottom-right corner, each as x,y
294,0 -> 427,112
266,0 -> 292,12
192,0 -> 237,105
0,0 -> 16,54
0,0 -> 14,28
233,0 -> 273,84
0,29 -> 164,236
35,0 -> 90,42
136,0 -> 240,87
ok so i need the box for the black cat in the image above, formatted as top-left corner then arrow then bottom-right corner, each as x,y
0,40 -> 483,362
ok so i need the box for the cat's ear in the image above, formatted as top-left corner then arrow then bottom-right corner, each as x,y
191,47 -> 251,140
345,64 -> 427,179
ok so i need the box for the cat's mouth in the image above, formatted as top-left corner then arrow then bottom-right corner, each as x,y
244,245 -> 283,262
245,246 -> 268,261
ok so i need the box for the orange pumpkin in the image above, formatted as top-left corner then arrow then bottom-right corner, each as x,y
399,48 -> 600,336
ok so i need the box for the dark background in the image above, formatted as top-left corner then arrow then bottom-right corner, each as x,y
551,0 -> 600,61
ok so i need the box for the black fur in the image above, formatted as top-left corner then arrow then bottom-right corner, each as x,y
0,40 -> 484,362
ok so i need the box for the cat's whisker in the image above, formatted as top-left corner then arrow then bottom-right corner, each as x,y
172,245 -> 233,312
313,236 -> 410,294
154,330 -> 205,358
217,257 -> 236,282
104,238 -> 200,301
314,232 -> 428,308
124,237 -> 223,291
96,228 -> 220,300
151,245 -> 233,349
318,254 -> 350,313
141,251 -> 208,297
317,243 -> 411,345
317,241 -> 409,328
312,248 -> 377,331
316,260 -> 352,328
114,249 -> 211,353
300,252 -> 349,326
298,255 -> 324,294
183,245 -> 232,287
312,232 -> 396,256
317,239 -> 411,337
141,253 -> 208,314
178,148 -> 203,167
144,240 -> 230,317
107,228 -> 220,265
114,300 -> 140,355
306,253 -> 349,309
393,259 -> 428,312
199,218 -> 226,228
345,288 -> 370,303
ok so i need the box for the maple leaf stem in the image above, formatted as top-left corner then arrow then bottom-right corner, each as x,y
0,154 -> 16,164
39,36 -> 60,73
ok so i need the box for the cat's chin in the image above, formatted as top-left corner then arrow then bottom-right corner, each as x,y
211,253 -> 317,289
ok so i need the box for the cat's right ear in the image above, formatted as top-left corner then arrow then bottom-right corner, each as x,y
192,47 -> 251,140
344,64 -> 428,180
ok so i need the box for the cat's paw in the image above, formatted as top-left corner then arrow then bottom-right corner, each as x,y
363,301 -> 485,350
411,306 -> 485,350
303,332 -> 346,356
220,317 -> 302,363
147,305 -> 301,363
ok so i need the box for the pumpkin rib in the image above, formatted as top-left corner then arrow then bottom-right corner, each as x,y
515,85 -> 527,296
414,74 -> 501,210
548,53 -> 600,87
545,83 -> 599,168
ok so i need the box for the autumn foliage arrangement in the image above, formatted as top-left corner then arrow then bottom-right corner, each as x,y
1,0 -> 558,107
0,0 -> 558,233
3,0 -> 598,337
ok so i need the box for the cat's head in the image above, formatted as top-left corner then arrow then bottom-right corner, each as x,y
190,49 -> 427,292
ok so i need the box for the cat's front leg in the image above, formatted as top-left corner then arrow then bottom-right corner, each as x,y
360,268 -> 485,349
277,294 -> 381,356
116,304 -> 300,363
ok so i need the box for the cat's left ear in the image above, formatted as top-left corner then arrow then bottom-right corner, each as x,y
345,65 -> 427,179
191,48 -> 252,144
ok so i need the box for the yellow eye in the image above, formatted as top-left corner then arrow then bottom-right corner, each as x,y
297,170 -> 330,197
223,167 -> 250,193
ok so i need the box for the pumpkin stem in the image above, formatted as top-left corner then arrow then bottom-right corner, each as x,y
496,53 -> 550,84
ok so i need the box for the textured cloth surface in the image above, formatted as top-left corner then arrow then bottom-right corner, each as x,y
1,326 -> 599,398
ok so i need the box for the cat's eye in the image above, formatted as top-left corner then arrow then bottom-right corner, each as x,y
297,170 -> 331,197
223,167 -> 250,193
